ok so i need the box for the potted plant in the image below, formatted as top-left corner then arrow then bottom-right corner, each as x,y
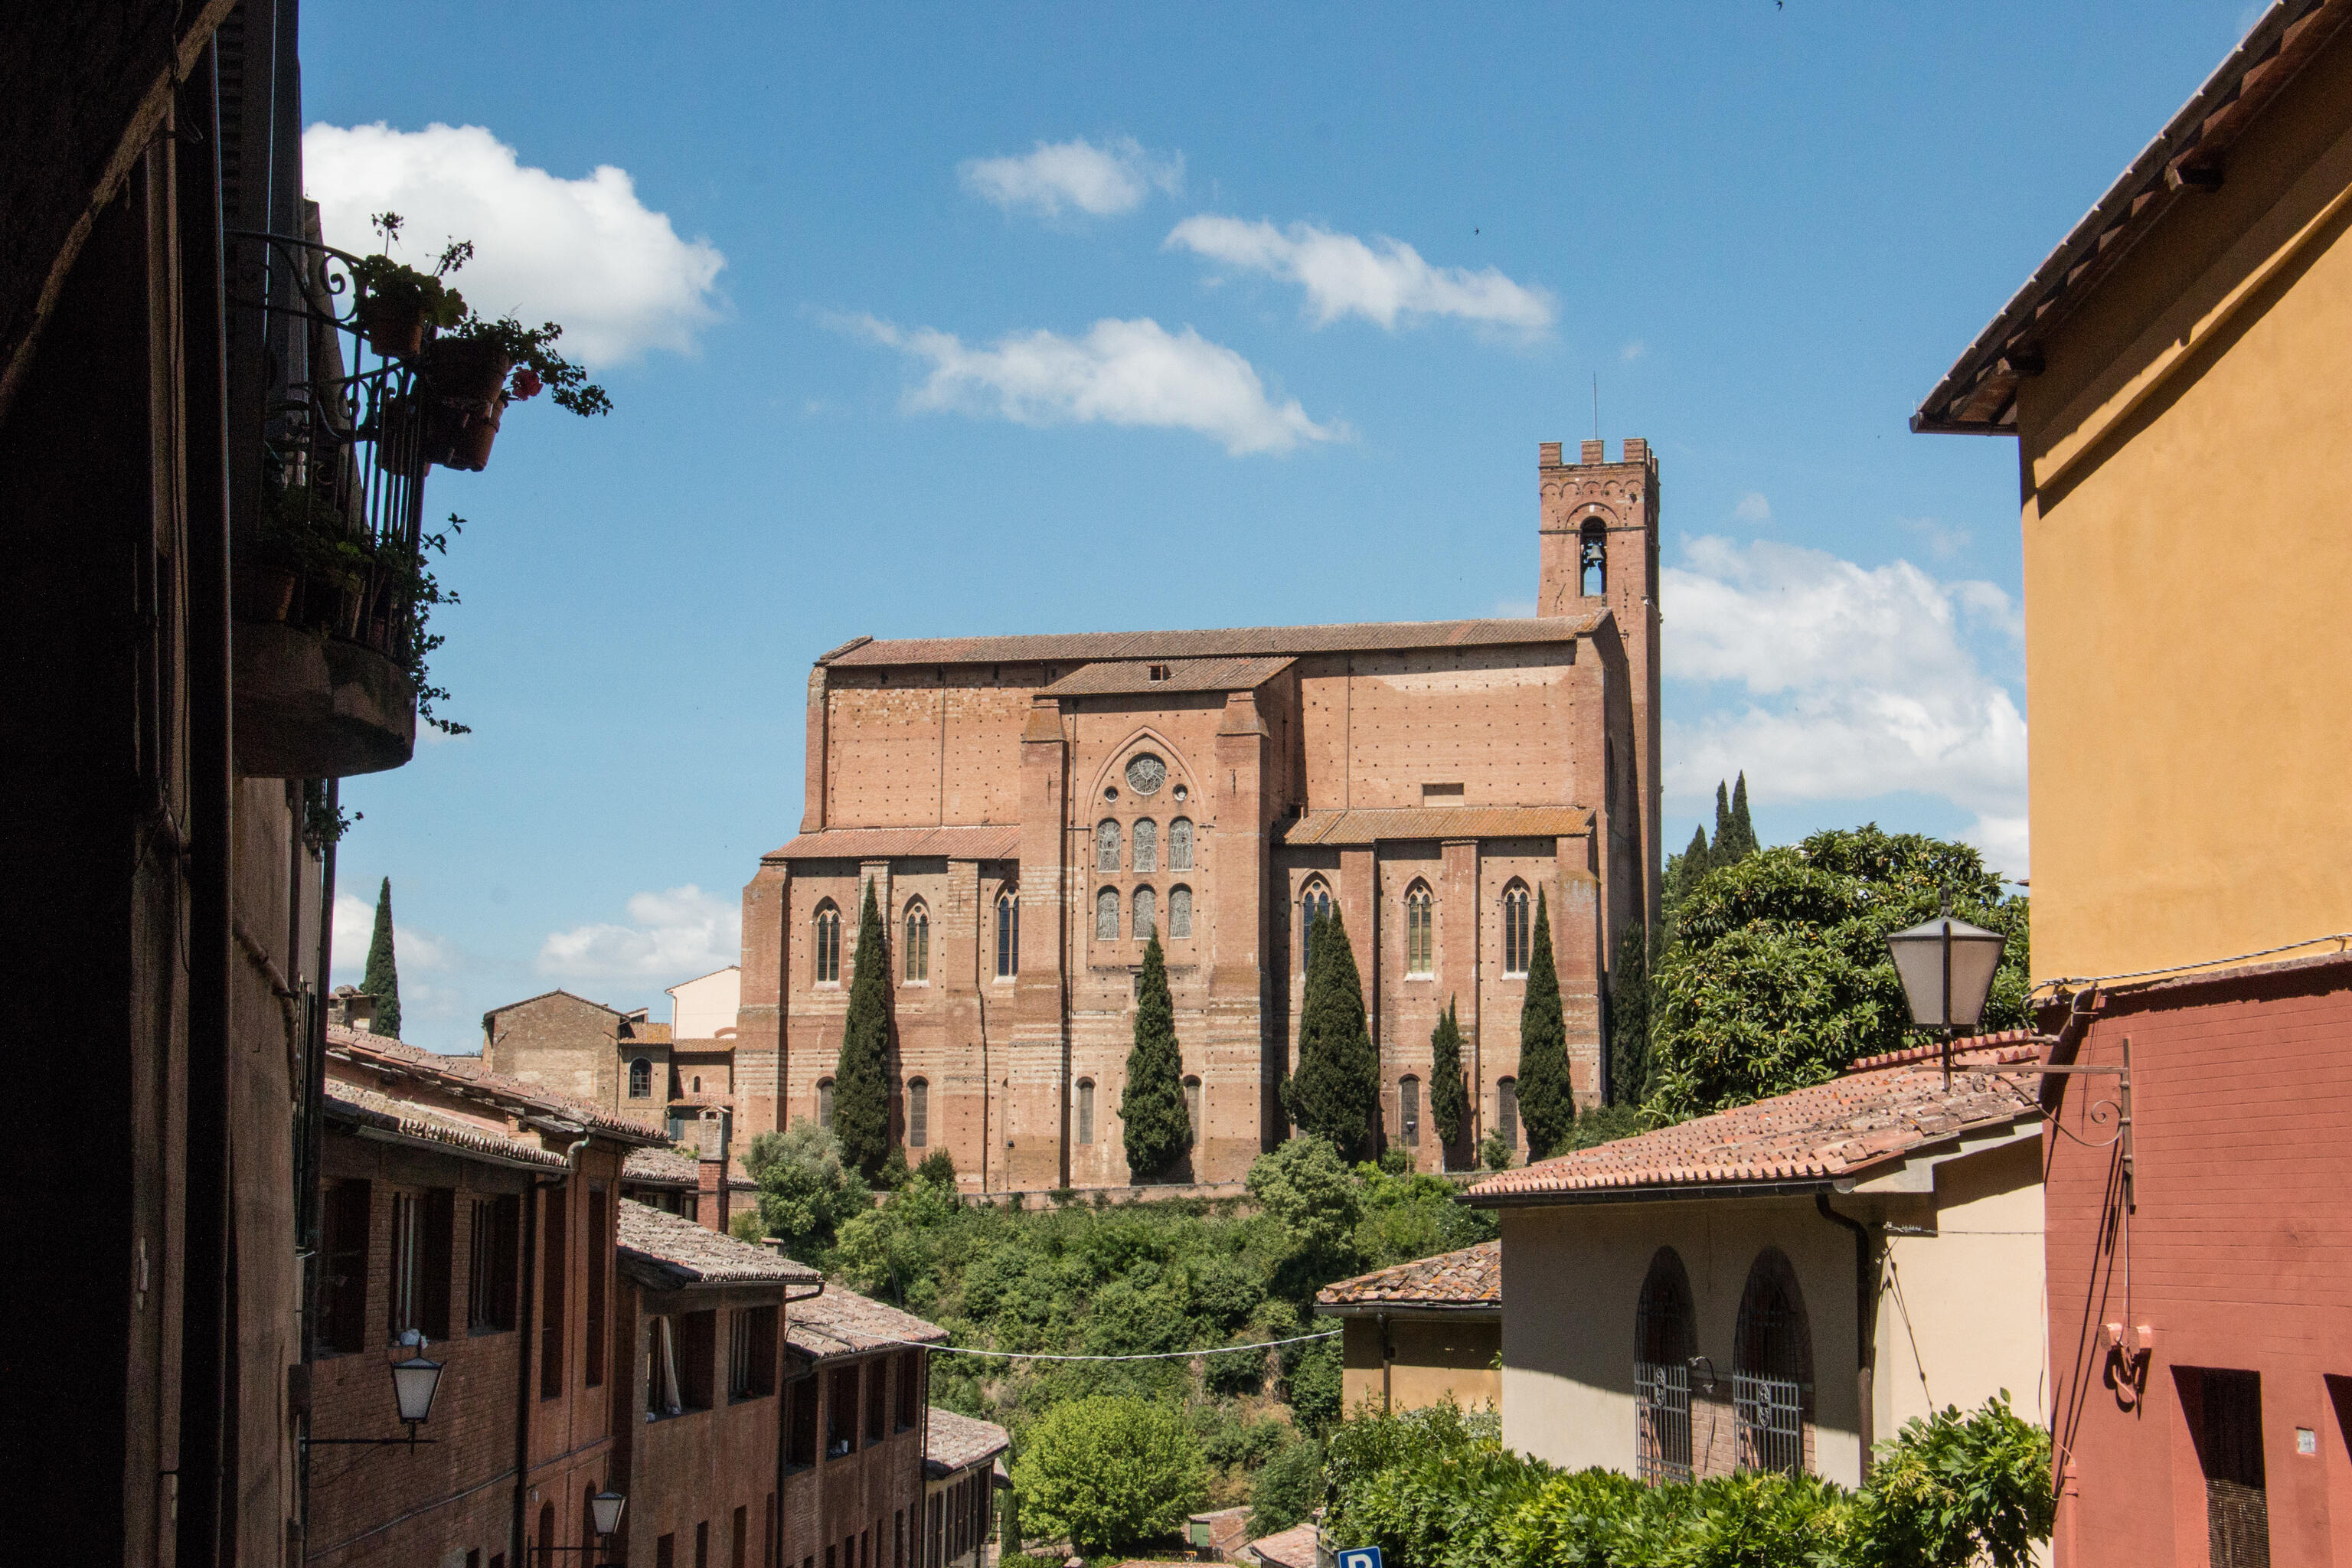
345,213 -> 470,358
237,479 -> 351,623
423,312 -> 610,471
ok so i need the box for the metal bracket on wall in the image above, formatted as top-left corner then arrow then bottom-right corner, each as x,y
2014,1034 -> 2133,1211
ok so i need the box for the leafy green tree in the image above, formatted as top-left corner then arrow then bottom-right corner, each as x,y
1513,889 -> 1575,1160
1011,1395 -> 1207,1555
1606,921 -> 1651,1107
1246,1135 -> 1362,1287
1850,1393 -> 2054,1568
1282,906 -> 1380,1157
361,877 -> 402,1040
1279,1337 -> 1344,1434
743,1119 -> 872,1263
832,879 -> 893,1178
1249,1437 -> 1325,1536
916,1148 -> 958,1188
1121,934 -> 1191,1180
728,1210 -> 765,1244
1426,999 -> 1468,1163
1478,1129 -> 1514,1171
1647,825 -> 2033,1117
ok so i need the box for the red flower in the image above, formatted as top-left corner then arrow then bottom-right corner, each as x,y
510,366 -> 544,401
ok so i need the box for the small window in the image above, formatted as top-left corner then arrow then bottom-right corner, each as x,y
897,1348 -> 922,1431
469,1194 -> 519,1331
541,1192 -> 569,1398
1096,819 -> 1122,874
678,1309 -> 717,1410
1169,818 -> 1192,871
691,1076 -> 701,1093
321,1179 -> 371,1354
904,900 -> 929,982
1168,884 -> 1192,939
2197,1370 -> 2271,1567
1498,1077 -> 1519,1150
786,1375 -> 818,1468
1400,1076 -> 1420,1147
629,1057 -> 653,1098
996,890 -> 1019,978
648,1315 -> 683,1417
908,1079 -> 929,1148
814,901 -> 842,984
1132,818 -> 1158,873
828,1364 -> 859,1455
730,1305 -> 779,1400
1133,886 -> 1156,941
1184,1075 -> 1202,1137
1300,881 -> 1333,975
866,1354 -> 887,1446
818,1078 -> 835,1129
389,1191 -> 423,1341
584,1187 -> 607,1389
1076,1079 -> 1095,1145
1148,664 -> 1171,681
1501,883 -> 1532,977
1405,883 -> 1434,976
1096,887 -> 1120,942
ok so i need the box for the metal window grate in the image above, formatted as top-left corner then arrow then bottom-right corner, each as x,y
1734,1372 -> 1808,1475
1634,1361 -> 1693,1484
2201,1369 -> 2271,1568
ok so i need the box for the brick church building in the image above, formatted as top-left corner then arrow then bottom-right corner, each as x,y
734,439 -> 1664,1190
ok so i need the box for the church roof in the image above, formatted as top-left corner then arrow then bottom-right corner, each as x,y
818,612 -> 1606,669
1278,805 -> 1595,845
767,824 -> 1024,862
1041,655 -> 1295,697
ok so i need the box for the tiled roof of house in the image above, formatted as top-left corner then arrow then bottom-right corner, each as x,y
1041,656 -> 1296,697
620,1146 -> 760,1191
820,613 -> 1609,669
328,1027 -> 667,1145
325,1086 -> 570,1169
766,824 -> 1024,863
615,1199 -> 820,1291
1244,1522 -> 1321,1568
787,1283 -> 950,1360
1316,1240 -> 1500,1312
480,987 -> 622,1021
1278,805 -> 1594,847
924,1407 -> 1011,1477
1464,1040 -> 2043,1204
626,1021 -> 675,1045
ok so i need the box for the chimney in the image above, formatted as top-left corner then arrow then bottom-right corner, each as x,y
697,1109 -> 730,1233
329,985 -> 375,1033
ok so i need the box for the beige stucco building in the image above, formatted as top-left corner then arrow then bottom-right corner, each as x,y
1317,1240 -> 1503,1417
1466,1037 -> 2049,1487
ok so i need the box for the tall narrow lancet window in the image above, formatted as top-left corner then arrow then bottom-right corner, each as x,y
1501,883 -> 1532,977
1169,818 -> 1193,871
1733,1248 -> 1814,1477
903,900 -> 929,982
1498,1077 -> 1519,1149
996,890 -> 1019,978
629,1058 -> 652,1099
817,1079 -> 835,1129
1579,520 -> 1607,597
1635,1248 -> 1697,1484
1076,1079 -> 1096,1144
1405,883 -> 1435,975
1301,881 -> 1333,975
907,1080 -> 928,1148
1096,819 -> 1122,873
1168,885 -> 1193,939
1132,887 -> 1157,941
1400,1076 -> 1420,1146
1132,818 -> 1158,874
1096,887 -> 1122,942
813,901 -> 842,984
1184,1076 -> 1203,1137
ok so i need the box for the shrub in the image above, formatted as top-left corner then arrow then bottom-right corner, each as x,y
1249,1436 -> 1325,1536
728,1210 -> 766,1244
742,1119 -> 872,1263
1848,1393 -> 2053,1568
1478,1129 -> 1514,1171
1011,1395 -> 1207,1556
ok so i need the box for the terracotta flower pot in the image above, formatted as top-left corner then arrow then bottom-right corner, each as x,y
423,338 -> 513,406
354,293 -> 427,359
231,563 -> 299,623
437,394 -> 505,472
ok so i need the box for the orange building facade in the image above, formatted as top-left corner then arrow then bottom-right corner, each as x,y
736,440 -> 1664,1189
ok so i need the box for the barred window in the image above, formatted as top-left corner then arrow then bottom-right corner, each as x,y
1184,1076 -> 1202,1136
1169,884 -> 1192,939
1733,1248 -> 1814,1477
1096,820 -> 1122,873
1170,818 -> 1192,871
1501,883 -> 1532,977
1405,883 -> 1434,975
1498,1077 -> 1519,1150
1096,887 -> 1121,942
817,1078 -> 835,1130
1635,1249 -> 1697,1484
1400,1075 -> 1420,1147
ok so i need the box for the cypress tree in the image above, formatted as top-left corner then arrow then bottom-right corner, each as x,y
361,876 -> 402,1040
1661,822 -> 1712,937
1281,906 -> 1380,1158
1119,934 -> 1191,1181
1713,780 -> 1735,860
831,879 -> 893,1179
1514,887 -> 1575,1160
1608,922 -> 1651,1107
1427,998 -> 1468,1165
1719,772 -> 1759,862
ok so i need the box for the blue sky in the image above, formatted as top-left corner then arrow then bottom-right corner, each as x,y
304,1 -> 2259,1051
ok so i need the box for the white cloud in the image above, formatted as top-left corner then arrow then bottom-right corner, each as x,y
538,885 -> 742,988
1901,514 -> 1972,562
1661,535 -> 2031,874
304,121 -> 725,366
1620,339 -> 1648,362
1733,491 -> 1772,525
1165,216 -> 1555,334
841,313 -> 1347,456
960,136 -> 1184,218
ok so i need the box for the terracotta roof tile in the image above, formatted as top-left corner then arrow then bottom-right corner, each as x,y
822,615 -> 1607,669
1244,1523 -> 1321,1568
1279,806 -> 1594,847
325,1086 -> 569,1169
1465,1047 -> 2043,1204
328,1027 -> 668,1146
616,1199 -> 820,1290
787,1284 -> 950,1360
1042,657 -> 1295,697
924,1407 -> 1011,1476
1317,1240 -> 1500,1310
766,825 -> 1023,863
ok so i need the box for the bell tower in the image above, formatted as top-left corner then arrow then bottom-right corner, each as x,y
1538,437 -> 1662,934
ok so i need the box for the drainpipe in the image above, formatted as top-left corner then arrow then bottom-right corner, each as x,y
1378,1312 -> 1392,1416
1815,1192 -> 1876,1481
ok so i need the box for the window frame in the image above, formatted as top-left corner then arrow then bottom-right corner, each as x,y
1169,817 -> 1192,871
817,1078 -> 835,1130
995,890 -> 1019,979
1400,1074 -> 1420,1147
1096,819 -> 1122,874
1132,818 -> 1158,874
1299,881 -> 1333,975
1095,886 -> 1121,942
1501,882 -> 1532,977
1498,1076 -> 1520,1150
629,1057 -> 654,1099
1404,882 -> 1434,976
903,900 -> 930,984
1168,884 -> 1192,939
813,901 -> 843,985
1076,1078 -> 1095,1145
1132,884 -> 1156,941
907,1078 -> 929,1148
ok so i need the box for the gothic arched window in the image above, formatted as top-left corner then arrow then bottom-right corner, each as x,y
1096,819 -> 1122,873
1734,1248 -> 1815,1477
817,1077 -> 835,1129
1579,519 -> 1607,597
1132,818 -> 1158,874
1498,1076 -> 1519,1150
1096,887 -> 1121,942
996,889 -> 1020,978
907,1079 -> 929,1148
1169,885 -> 1193,939
1132,886 -> 1157,941
1635,1248 -> 1697,1484
1501,882 -> 1532,977
1301,880 -> 1333,975
1170,818 -> 1193,871
629,1057 -> 652,1099
812,900 -> 841,984
1400,1075 -> 1421,1147
903,900 -> 930,983
1405,882 -> 1435,975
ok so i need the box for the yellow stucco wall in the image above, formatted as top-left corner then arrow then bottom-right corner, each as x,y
2012,24 -> 2352,983
1338,1315 -> 1502,1417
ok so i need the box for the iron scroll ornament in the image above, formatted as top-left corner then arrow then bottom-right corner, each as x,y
1125,754 -> 1167,795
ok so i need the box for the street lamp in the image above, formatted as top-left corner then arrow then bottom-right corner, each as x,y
1884,891 -> 2008,1087
305,1341 -> 445,1452
590,1490 -> 627,1540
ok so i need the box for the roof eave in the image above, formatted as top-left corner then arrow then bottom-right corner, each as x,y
1461,1176 -> 1841,1210
1312,1302 -> 1503,1321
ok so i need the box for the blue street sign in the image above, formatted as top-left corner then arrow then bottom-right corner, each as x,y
1338,1549 -> 1383,1568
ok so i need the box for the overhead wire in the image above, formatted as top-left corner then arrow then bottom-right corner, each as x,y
869,1328 -> 1341,1364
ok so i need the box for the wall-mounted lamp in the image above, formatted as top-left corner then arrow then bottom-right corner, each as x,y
305,1337 -> 445,1452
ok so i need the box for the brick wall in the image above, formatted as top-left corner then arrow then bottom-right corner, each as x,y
777,1352 -> 930,1568
485,991 -> 625,1112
